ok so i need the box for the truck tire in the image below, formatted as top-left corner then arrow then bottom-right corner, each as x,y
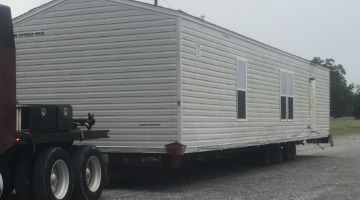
71,146 -> 104,200
14,150 -> 37,200
0,161 -> 14,199
32,147 -> 74,200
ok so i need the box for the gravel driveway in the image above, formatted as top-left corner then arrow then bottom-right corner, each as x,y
101,134 -> 360,200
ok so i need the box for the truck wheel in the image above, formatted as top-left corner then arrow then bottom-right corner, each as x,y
0,173 -> 2,198
14,150 -> 37,200
32,147 -> 74,200
71,146 -> 104,200
0,162 -> 14,199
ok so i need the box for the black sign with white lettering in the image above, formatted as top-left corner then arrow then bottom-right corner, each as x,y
14,31 -> 45,38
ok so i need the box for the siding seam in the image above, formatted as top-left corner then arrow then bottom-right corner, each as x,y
176,16 -> 183,143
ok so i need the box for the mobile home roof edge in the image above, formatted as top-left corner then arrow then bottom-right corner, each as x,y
13,0 -> 66,24
12,0 -> 329,71
109,0 -> 329,71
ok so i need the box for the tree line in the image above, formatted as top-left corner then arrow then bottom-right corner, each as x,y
311,57 -> 360,119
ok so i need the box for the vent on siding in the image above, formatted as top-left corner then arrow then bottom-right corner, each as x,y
195,44 -> 201,57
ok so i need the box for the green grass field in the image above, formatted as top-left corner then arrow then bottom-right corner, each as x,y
331,117 -> 360,136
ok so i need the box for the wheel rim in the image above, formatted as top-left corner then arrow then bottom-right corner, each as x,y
51,160 -> 69,199
86,156 -> 101,192
0,173 -> 3,197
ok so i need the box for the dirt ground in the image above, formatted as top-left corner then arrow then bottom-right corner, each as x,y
101,134 -> 360,200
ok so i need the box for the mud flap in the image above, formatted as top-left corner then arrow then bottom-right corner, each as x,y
165,142 -> 186,168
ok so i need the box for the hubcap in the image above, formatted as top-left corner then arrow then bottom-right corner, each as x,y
50,171 -> 58,193
0,173 -> 3,197
51,160 -> 69,199
86,168 -> 92,185
86,156 -> 102,192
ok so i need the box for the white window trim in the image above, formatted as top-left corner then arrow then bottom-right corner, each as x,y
236,57 -> 247,121
280,69 -> 294,122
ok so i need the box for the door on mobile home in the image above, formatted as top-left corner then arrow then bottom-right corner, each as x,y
310,79 -> 317,130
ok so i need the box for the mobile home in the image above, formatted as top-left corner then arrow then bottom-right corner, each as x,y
13,0 -> 330,166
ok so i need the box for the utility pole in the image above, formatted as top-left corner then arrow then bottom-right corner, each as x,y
154,0 -> 158,6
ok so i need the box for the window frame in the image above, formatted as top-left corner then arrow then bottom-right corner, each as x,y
280,69 -> 294,122
236,57 -> 247,121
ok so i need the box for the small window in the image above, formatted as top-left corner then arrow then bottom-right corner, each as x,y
288,97 -> 294,120
281,96 -> 287,119
236,59 -> 247,119
237,91 -> 246,119
280,71 -> 294,121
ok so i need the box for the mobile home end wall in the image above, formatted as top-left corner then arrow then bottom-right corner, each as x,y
14,0 -> 179,153
179,18 -> 330,153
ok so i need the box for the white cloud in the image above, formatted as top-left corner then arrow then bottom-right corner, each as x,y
0,0 -> 47,17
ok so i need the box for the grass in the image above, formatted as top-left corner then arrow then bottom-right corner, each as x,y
331,117 -> 360,136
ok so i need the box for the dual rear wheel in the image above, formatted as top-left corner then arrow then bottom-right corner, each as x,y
14,146 -> 104,200
260,143 -> 296,166
72,146 -> 104,200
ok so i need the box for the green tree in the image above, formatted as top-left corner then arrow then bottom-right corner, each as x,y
353,85 -> 360,119
311,57 -> 354,118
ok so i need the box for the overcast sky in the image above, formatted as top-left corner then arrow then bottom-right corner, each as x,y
1,0 -> 359,85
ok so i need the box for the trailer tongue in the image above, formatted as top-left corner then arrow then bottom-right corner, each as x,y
0,5 -> 109,200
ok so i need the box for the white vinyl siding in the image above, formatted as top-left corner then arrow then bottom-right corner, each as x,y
195,44 -> 201,57
180,17 -> 329,152
14,0 -> 179,153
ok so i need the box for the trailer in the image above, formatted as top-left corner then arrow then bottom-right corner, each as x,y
0,5 -> 109,200
13,0 -> 331,168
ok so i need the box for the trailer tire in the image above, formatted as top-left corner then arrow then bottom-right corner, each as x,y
259,146 -> 271,166
290,144 -> 296,160
0,162 -> 14,199
32,147 -> 74,200
71,146 -> 104,200
14,150 -> 37,200
271,145 -> 282,164
283,144 -> 292,161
